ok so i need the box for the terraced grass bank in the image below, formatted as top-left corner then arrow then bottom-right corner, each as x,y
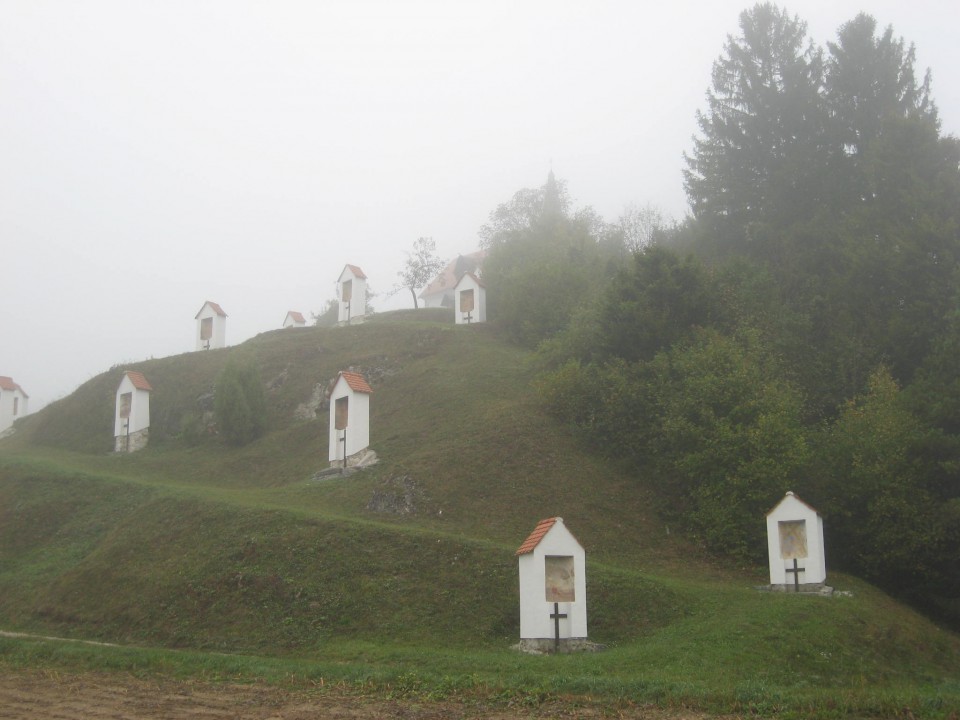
1,311 -> 958,717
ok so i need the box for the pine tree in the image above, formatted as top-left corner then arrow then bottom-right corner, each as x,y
683,3 -> 828,243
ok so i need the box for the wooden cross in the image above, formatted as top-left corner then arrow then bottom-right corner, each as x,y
463,311 -> 473,324
550,602 -> 567,652
785,558 -> 805,592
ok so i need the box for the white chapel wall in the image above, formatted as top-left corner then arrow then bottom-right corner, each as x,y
327,378 -> 371,463
518,523 -> 587,640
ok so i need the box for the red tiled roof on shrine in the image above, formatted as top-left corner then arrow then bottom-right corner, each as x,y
420,251 -> 485,298
343,264 -> 367,279
0,376 -> 27,397
516,517 -> 559,555
124,370 -> 152,391
338,371 -> 373,394
286,311 -> 306,324
195,300 -> 227,318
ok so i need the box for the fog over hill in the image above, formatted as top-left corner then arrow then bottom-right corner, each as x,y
2,0 -> 958,410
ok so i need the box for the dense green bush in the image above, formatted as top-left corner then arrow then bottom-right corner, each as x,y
214,360 -> 267,446
540,329 -> 809,562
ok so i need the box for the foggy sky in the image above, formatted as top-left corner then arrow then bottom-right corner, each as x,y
2,0 -> 958,411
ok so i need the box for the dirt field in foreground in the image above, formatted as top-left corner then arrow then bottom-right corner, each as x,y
0,670 -> 722,719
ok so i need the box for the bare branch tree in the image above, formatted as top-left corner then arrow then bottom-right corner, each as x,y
395,237 -> 445,309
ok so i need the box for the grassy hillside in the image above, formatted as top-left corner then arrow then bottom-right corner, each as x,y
1,310 -> 958,716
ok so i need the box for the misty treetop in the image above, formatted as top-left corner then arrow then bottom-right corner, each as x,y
683,4 -> 950,250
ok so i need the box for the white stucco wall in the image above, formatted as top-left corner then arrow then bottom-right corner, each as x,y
766,492 -> 826,586
283,313 -> 306,328
518,519 -> 588,640
338,268 -> 367,325
421,291 -> 449,309
327,377 -> 371,463
454,274 -> 486,324
196,304 -> 227,350
114,375 -> 151,438
0,387 -> 28,433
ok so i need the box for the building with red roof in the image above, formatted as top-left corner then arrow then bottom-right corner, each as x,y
337,265 -> 368,325
454,271 -> 486,324
114,370 -> 152,453
420,251 -> 485,309
516,517 -> 588,651
195,300 -> 227,350
328,370 -> 373,466
0,375 -> 29,434
283,310 -> 307,328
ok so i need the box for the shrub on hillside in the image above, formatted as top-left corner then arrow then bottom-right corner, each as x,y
214,360 -> 266,446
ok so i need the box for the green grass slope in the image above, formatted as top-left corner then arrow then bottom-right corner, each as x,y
1,310 -> 958,716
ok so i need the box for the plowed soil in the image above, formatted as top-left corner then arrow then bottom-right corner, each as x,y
0,669 -> 718,719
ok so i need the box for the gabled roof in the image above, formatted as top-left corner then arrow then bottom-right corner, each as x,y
516,517 -> 559,555
285,311 -> 306,324
766,491 -> 819,517
420,251 -> 485,299
0,376 -> 27,397
337,370 -> 373,394
123,370 -> 152,392
195,300 -> 227,319
342,264 -> 367,280
455,271 -> 486,289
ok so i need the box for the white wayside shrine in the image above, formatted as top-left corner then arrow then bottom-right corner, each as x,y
0,376 -> 29,435
114,370 -> 152,453
337,265 -> 367,326
328,371 -> 373,467
195,301 -> 227,350
454,272 -> 486,325
283,311 -> 306,328
766,491 -> 828,593
516,517 -> 589,653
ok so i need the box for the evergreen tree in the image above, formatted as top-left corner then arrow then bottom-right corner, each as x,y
595,246 -> 715,363
826,14 -> 936,162
683,3 -> 828,245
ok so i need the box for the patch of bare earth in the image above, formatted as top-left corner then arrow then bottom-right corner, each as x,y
0,670 -> 723,719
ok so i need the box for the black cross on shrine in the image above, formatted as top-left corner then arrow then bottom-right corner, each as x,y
785,558 -> 805,592
550,602 -> 567,652
463,311 -> 473,324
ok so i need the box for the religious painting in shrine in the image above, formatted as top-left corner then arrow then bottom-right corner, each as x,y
779,520 -> 808,560
544,555 -> 575,602
119,392 -> 132,419
460,288 -> 474,313
335,396 -> 349,430
200,317 -> 213,341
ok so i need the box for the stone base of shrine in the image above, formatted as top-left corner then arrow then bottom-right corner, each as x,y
514,638 -> 604,655
328,448 -> 378,470
114,429 -> 148,454
762,583 -> 833,595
